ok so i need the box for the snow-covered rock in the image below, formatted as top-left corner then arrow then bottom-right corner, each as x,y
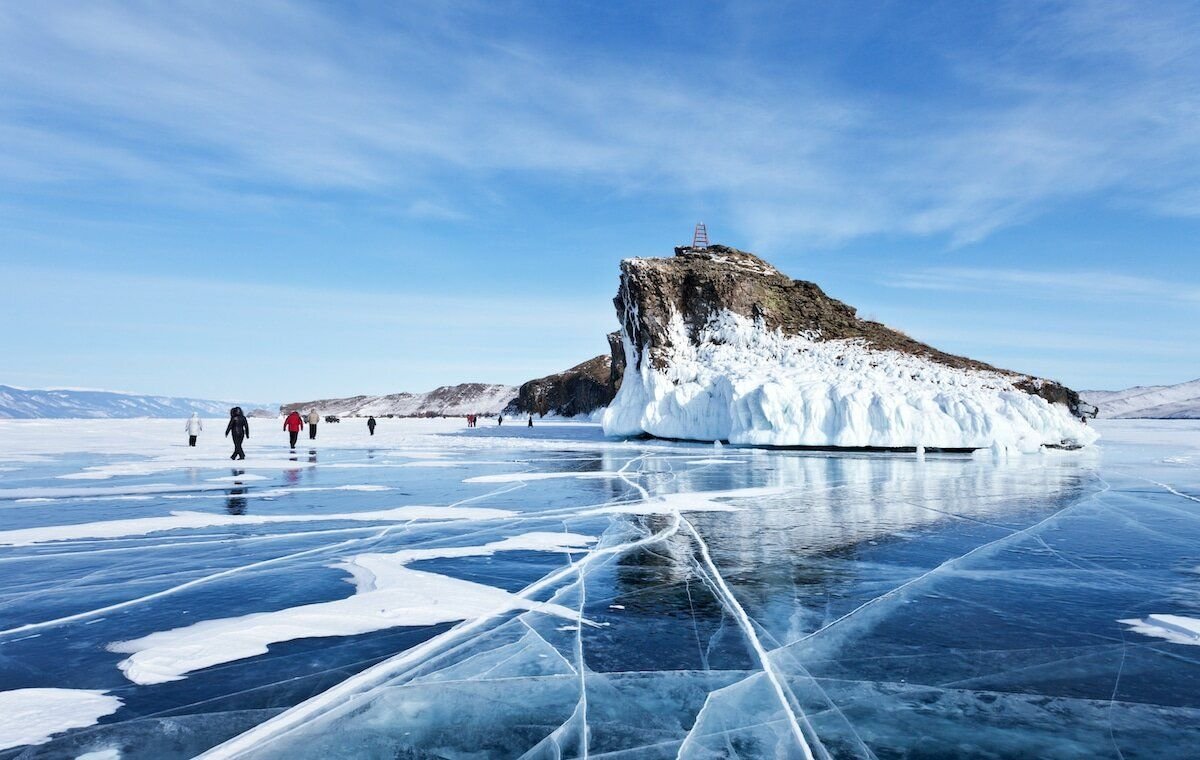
602,246 -> 1096,452
282,383 -> 517,418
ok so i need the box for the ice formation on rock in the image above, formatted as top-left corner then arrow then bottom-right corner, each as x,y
605,311 -> 1096,452
602,246 -> 1096,453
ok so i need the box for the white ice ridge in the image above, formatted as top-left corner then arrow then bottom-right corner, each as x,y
0,506 -> 515,547
110,531 -> 595,685
0,688 -> 122,750
603,311 -> 1098,453
1119,614 -> 1200,646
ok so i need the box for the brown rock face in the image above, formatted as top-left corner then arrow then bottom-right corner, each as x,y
509,332 -> 628,417
616,244 -> 1084,414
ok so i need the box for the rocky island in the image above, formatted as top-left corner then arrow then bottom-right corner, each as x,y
601,244 -> 1096,452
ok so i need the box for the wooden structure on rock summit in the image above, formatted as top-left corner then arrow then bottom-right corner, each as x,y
691,222 -> 709,249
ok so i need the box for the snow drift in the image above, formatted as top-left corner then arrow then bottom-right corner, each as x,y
602,246 -> 1095,453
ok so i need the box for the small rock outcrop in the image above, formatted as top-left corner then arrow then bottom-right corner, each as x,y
604,244 -> 1096,451
509,335 -> 625,417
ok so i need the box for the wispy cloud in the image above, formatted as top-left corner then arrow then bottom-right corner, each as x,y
1,1 -> 1198,246
884,267 -> 1200,303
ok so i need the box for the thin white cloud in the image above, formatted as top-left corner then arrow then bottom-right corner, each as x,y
0,1 -> 1198,245
884,267 -> 1200,304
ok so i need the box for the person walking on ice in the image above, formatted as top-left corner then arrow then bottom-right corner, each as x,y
284,410 -> 304,449
367,416 -> 376,436
185,413 -> 203,446
307,410 -> 320,440
225,407 -> 250,460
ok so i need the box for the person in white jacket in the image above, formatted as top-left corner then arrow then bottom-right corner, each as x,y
185,413 -> 203,447
307,410 -> 320,440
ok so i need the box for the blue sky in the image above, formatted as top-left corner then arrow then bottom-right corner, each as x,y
1,0 -> 1197,402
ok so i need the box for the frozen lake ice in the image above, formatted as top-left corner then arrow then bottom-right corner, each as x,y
0,417 -> 1198,758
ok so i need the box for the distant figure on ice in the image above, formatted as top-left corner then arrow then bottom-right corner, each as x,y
367,416 -> 377,435
284,410 -> 304,449
185,413 -> 203,447
307,410 -> 320,440
225,407 -> 250,460
528,415 -> 533,427
497,414 -> 503,426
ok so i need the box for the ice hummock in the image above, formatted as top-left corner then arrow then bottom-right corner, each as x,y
604,310 -> 1097,452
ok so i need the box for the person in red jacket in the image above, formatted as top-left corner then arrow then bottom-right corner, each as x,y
283,410 -> 304,449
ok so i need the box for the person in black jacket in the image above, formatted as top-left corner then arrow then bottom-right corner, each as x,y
367,416 -> 377,435
225,407 -> 250,460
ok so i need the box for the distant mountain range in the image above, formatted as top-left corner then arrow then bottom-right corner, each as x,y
11,375 -> 1196,422
0,385 -> 273,419
1081,378 -> 1200,419
281,383 -> 518,418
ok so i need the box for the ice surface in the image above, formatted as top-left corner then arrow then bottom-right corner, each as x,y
1,417 -> 1198,758
604,311 -> 1097,452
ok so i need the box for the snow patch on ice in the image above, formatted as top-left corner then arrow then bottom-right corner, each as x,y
0,506 -> 515,546
110,532 -> 594,684
1119,614 -> 1200,646
603,311 -> 1097,453
0,688 -> 122,750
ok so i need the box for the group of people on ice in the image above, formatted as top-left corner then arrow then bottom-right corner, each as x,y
187,407 -> 529,460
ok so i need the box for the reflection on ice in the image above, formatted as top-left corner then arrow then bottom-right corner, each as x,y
1,418 -> 1199,757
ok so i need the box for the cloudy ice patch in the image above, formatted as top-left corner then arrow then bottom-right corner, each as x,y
0,506 -> 516,546
585,486 -> 787,516
161,484 -> 393,501
1120,614 -> 1200,646
464,471 -> 626,484
57,457 -> 317,481
0,482 -> 257,500
110,532 -> 594,684
0,688 -> 122,750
